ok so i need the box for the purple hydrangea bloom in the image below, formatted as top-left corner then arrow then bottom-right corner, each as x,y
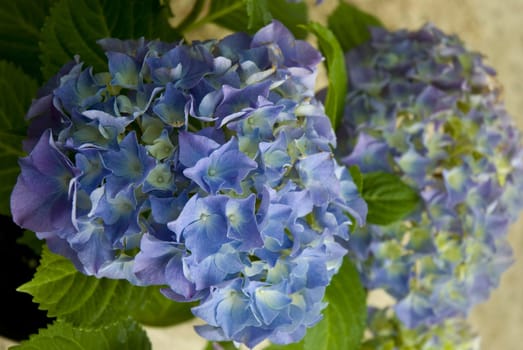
11,21 -> 366,347
11,129 -> 80,235
337,24 -> 523,328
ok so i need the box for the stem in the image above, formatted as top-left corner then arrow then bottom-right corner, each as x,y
182,1 -> 244,34
188,123 -> 199,132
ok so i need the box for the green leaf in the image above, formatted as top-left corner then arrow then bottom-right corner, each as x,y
245,0 -> 272,30
0,0 -> 57,81
0,60 -> 37,139
203,0 -> 308,39
0,61 -> 38,215
266,259 -> 366,350
361,172 -> 420,225
206,0 -> 256,34
131,287 -> 195,327
267,0 -> 308,39
101,0 -> 178,41
17,247 -> 153,327
349,165 -> 363,193
303,259 -> 366,350
40,0 -> 180,80
327,2 -> 383,53
0,131 -> 24,216
307,22 -> 347,130
264,342 -> 303,350
12,319 -> 151,350
203,341 -> 238,350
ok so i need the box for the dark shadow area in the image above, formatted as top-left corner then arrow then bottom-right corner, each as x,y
0,215 -> 51,341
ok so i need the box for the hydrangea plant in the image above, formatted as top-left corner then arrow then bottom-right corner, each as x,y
2,1 -> 521,349
337,23 -> 523,328
10,20 -> 367,347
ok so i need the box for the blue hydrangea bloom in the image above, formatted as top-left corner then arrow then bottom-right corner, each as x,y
336,24 -> 523,328
361,307 -> 480,350
11,21 -> 366,347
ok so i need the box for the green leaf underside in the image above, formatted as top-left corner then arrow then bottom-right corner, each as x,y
327,2 -> 383,53
307,22 -> 347,130
362,172 -> 420,226
11,319 -> 151,350
266,259 -> 366,350
0,61 -> 37,215
0,0 -> 57,80
18,247 -> 194,327
208,0 -> 308,39
40,0 -> 179,80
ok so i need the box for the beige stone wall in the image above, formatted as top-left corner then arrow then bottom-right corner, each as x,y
160,1 -> 523,348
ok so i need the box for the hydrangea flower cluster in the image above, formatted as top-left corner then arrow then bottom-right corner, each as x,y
361,307 -> 480,350
336,24 -> 523,328
11,21 -> 367,347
